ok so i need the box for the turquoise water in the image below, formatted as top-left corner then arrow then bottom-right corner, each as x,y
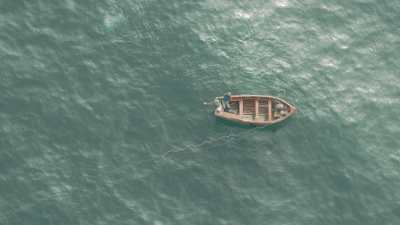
1,0 -> 400,224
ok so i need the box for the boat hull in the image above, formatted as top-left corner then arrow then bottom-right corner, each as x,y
214,95 -> 296,126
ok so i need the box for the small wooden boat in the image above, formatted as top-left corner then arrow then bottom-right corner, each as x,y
214,95 -> 297,126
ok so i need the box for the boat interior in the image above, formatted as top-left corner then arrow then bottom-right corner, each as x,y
221,96 -> 293,121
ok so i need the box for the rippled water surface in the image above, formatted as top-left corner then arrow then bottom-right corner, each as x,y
1,0 -> 400,224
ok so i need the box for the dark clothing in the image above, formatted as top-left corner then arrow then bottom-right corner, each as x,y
223,95 -> 230,102
223,94 -> 231,111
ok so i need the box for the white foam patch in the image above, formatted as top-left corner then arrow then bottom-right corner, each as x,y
234,10 -> 252,19
321,4 -> 341,12
196,31 -> 217,44
334,33 -> 350,49
104,13 -> 124,28
65,0 -> 75,10
274,0 -> 289,8
153,221 -> 163,225
319,57 -> 337,68
354,86 -> 376,94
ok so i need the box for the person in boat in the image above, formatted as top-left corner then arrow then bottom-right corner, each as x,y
223,92 -> 231,111
214,97 -> 223,113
